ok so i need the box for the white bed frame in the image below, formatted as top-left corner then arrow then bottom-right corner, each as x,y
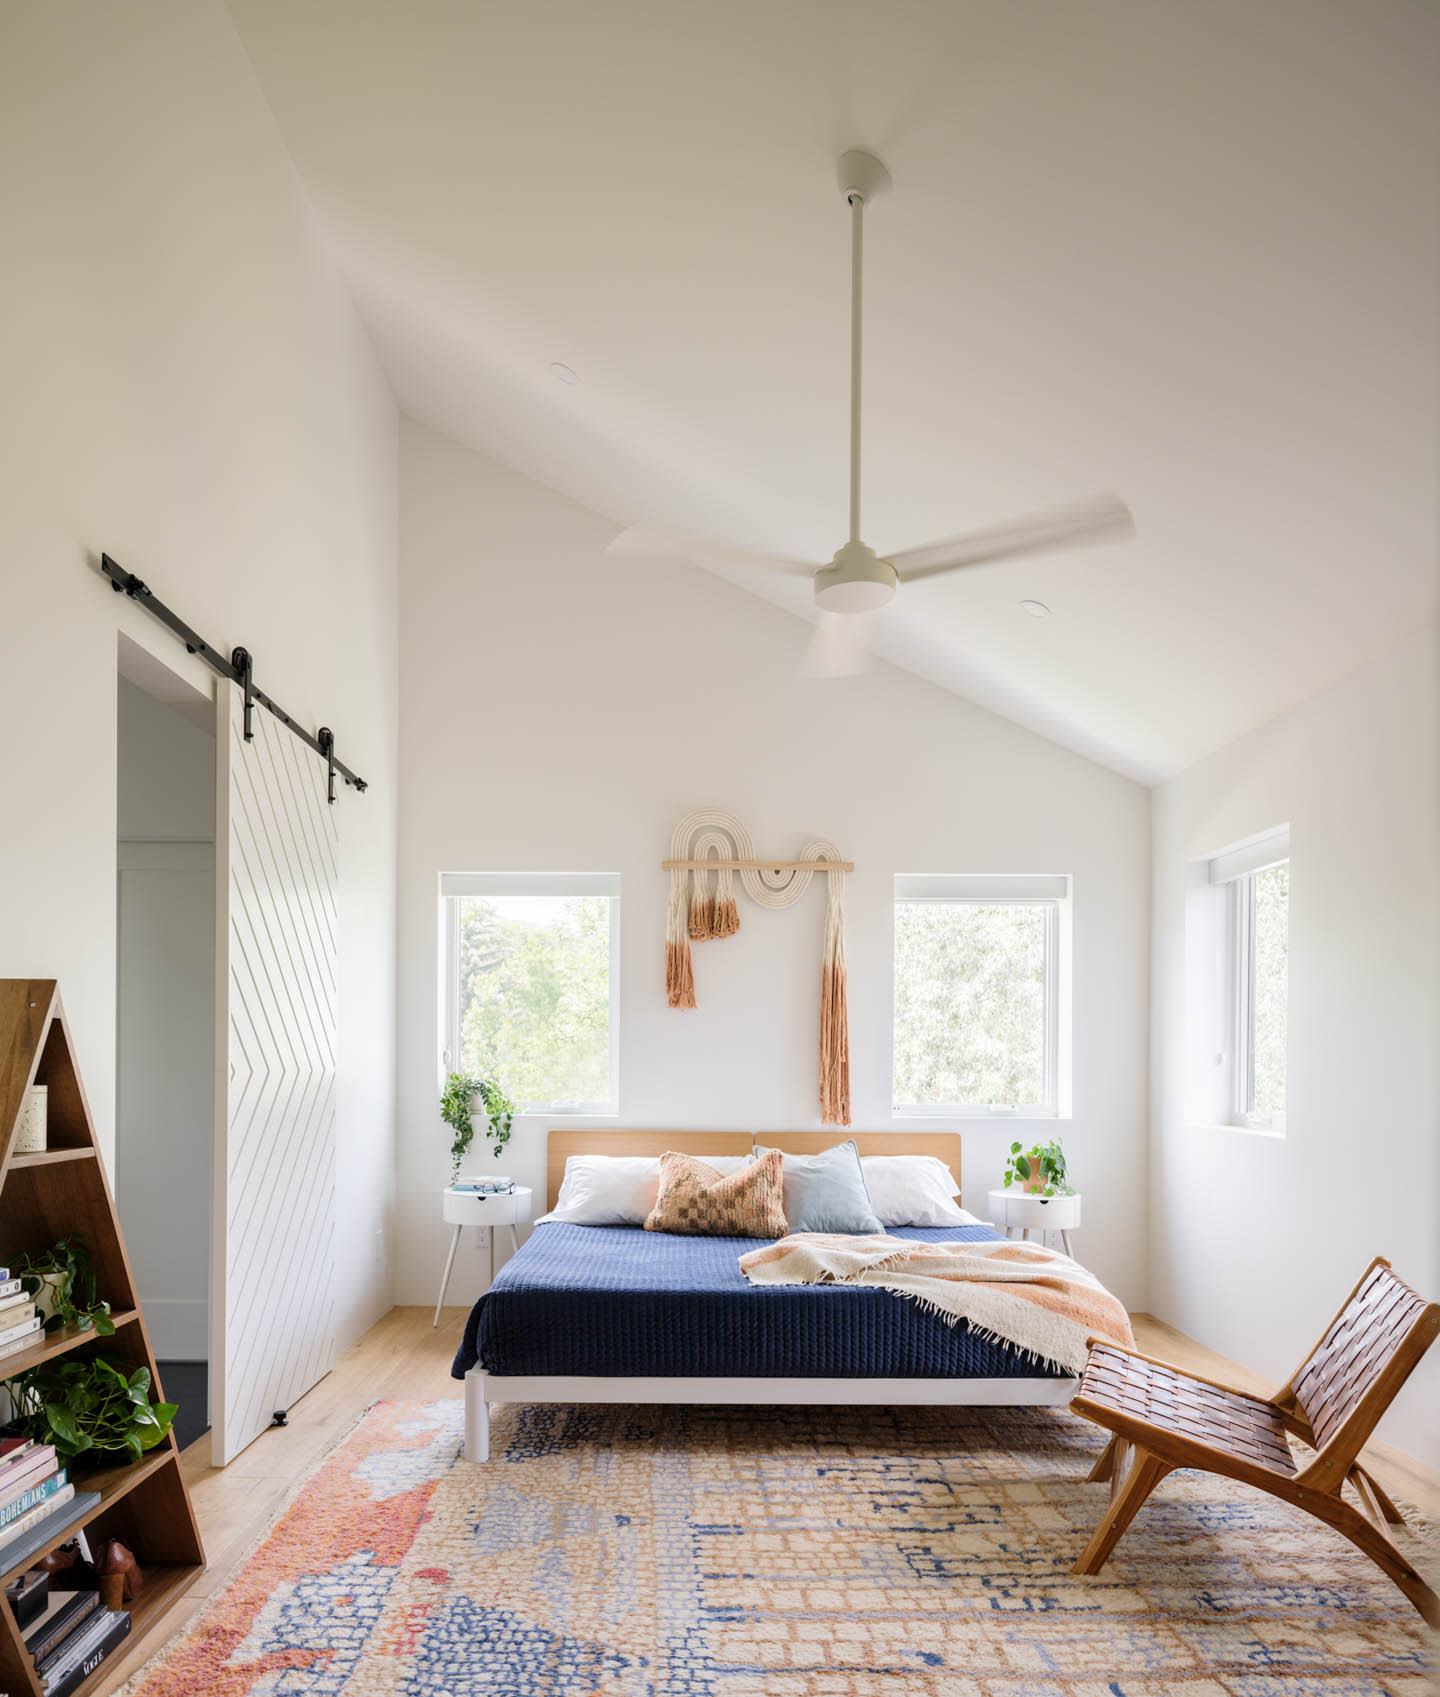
463,1369 -> 1075,1460
461,1129 -> 1079,1461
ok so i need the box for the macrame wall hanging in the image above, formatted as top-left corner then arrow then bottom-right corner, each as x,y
664,807 -> 852,1126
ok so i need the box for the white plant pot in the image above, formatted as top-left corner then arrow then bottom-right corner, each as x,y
30,1271 -> 67,1325
467,1101 -> 492,1158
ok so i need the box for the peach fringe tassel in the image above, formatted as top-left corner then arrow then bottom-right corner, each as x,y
687,861 -> 741,942
819,963 -> 850,1126
688,896 -> 715,940
665,938 -> 695,1010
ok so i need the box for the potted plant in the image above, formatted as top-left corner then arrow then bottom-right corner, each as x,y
10,1236 -> 115,1336
8,1356 -> 176,1463
1002,1138 -> 1074,1198
440,1072 -> 516,1177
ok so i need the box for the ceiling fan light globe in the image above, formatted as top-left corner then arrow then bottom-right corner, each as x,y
813,541 -> 897,613
814,577 -> 894,613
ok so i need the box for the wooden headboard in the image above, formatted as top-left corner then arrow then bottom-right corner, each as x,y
545,1129 -> 962,1210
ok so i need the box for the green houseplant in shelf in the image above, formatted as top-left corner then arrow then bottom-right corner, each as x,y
10,1236 -> 115,1335
8,1357 -> 176,1463
1002,1138 -> 1074,1197
439,1072 -> 516,1177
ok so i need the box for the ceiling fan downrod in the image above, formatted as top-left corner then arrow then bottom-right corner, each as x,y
813,151 -> 899,614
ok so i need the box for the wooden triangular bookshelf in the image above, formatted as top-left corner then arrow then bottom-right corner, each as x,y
0,980 -> 204,1696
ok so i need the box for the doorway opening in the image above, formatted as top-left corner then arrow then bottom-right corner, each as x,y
115,637 -> 216,1453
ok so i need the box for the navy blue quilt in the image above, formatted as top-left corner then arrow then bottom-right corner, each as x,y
451,1221 -> 1065,1380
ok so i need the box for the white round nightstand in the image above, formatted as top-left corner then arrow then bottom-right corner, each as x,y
432,1185 -> 533,1327
987,1187 -> 1081,1256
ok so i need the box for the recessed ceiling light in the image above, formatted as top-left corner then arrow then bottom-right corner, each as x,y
550,362 -> 579,385
1019,599 -> 1051,619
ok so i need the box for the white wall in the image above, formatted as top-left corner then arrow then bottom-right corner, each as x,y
117,677 -> 216,844
395,420 -> 1151,1311
1151,622 -> 1440,1468
0,2 -> 399,1351
116,677 -> 215,1360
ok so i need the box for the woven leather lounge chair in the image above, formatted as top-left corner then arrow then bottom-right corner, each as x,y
1069,1255 -> 1439,1622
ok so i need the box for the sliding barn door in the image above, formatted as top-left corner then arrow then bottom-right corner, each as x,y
213,688 -> 338,1464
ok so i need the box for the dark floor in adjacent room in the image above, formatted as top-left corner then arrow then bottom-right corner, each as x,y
157,1361 -> 209,1451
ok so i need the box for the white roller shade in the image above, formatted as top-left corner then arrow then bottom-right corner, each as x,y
895,873 -> 1069,902
441,871 -> 621,899
1208,827 -> 1290,885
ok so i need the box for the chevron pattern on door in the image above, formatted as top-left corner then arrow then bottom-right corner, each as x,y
217,688 -> 338,1464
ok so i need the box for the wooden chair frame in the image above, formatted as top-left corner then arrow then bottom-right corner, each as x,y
1069,1255 -> 1440,1622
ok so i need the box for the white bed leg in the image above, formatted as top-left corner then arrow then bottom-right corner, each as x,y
464,1366 -> 490,1462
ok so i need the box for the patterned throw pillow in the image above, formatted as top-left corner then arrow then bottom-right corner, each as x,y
644,1149 -> 788,1238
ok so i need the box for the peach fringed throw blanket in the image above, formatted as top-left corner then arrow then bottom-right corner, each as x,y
739,1233 -> 1133,1375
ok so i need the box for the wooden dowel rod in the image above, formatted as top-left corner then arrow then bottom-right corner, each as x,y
662,858 -> 854,872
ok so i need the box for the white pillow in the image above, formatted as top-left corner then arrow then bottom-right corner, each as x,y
538,1153 -> 754,1226
860,1155 -> 976,1228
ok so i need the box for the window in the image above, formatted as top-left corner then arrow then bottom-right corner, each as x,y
1209,829 -> 1288,1130
441,872 -> 619,1114
893,874 -> 1071,1116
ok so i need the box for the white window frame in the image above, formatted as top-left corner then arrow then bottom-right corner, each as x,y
439,871 -> 621,1116
892,873 -> 1072,1119
1209,828 -> 1288,1134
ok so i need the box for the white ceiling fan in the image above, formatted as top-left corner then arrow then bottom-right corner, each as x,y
607,150 -> 1135,675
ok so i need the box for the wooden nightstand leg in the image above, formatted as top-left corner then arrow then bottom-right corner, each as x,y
508,1222 -> 520,1255
1061,1229 -> 1074,1257
433,1223 -> 463,1328
487,1221 -> 496,1286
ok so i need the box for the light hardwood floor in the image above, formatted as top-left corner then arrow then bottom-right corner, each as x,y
94,1306 -> 1439,1693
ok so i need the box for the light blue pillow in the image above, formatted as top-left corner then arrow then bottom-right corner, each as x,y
753,1140 -> 883,1234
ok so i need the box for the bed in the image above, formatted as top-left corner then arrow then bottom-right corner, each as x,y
453,1131 -> 1078,1462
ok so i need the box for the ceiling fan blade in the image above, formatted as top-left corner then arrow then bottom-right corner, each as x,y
889,494 -> 1135,583
606,523 -> 816,579
800,612 -> 871,679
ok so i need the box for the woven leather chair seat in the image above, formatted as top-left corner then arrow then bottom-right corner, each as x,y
1078,1344 -> 1295,1475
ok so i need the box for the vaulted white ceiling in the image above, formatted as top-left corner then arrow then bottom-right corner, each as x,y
226,0 -> 1438,782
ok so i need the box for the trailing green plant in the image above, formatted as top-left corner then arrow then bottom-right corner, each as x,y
440,1072 -> 515,1175
8,1356 -> 176,1463
10,1236 -> 114,1336
1002,1138 -> 1074,1197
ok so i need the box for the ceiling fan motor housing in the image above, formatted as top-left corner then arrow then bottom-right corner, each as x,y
813,539 -> 898,612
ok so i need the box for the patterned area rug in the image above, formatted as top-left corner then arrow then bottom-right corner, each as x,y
124,1398 -> 1436,1697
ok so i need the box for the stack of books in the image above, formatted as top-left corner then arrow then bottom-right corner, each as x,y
0,1441 -> 73,1555
5,1540 -> 132,1697
0,1268 -> 43,1361
451,1175 -> 515,1195
27,1591 -> 131,1696
0,1442 -> 99,1579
